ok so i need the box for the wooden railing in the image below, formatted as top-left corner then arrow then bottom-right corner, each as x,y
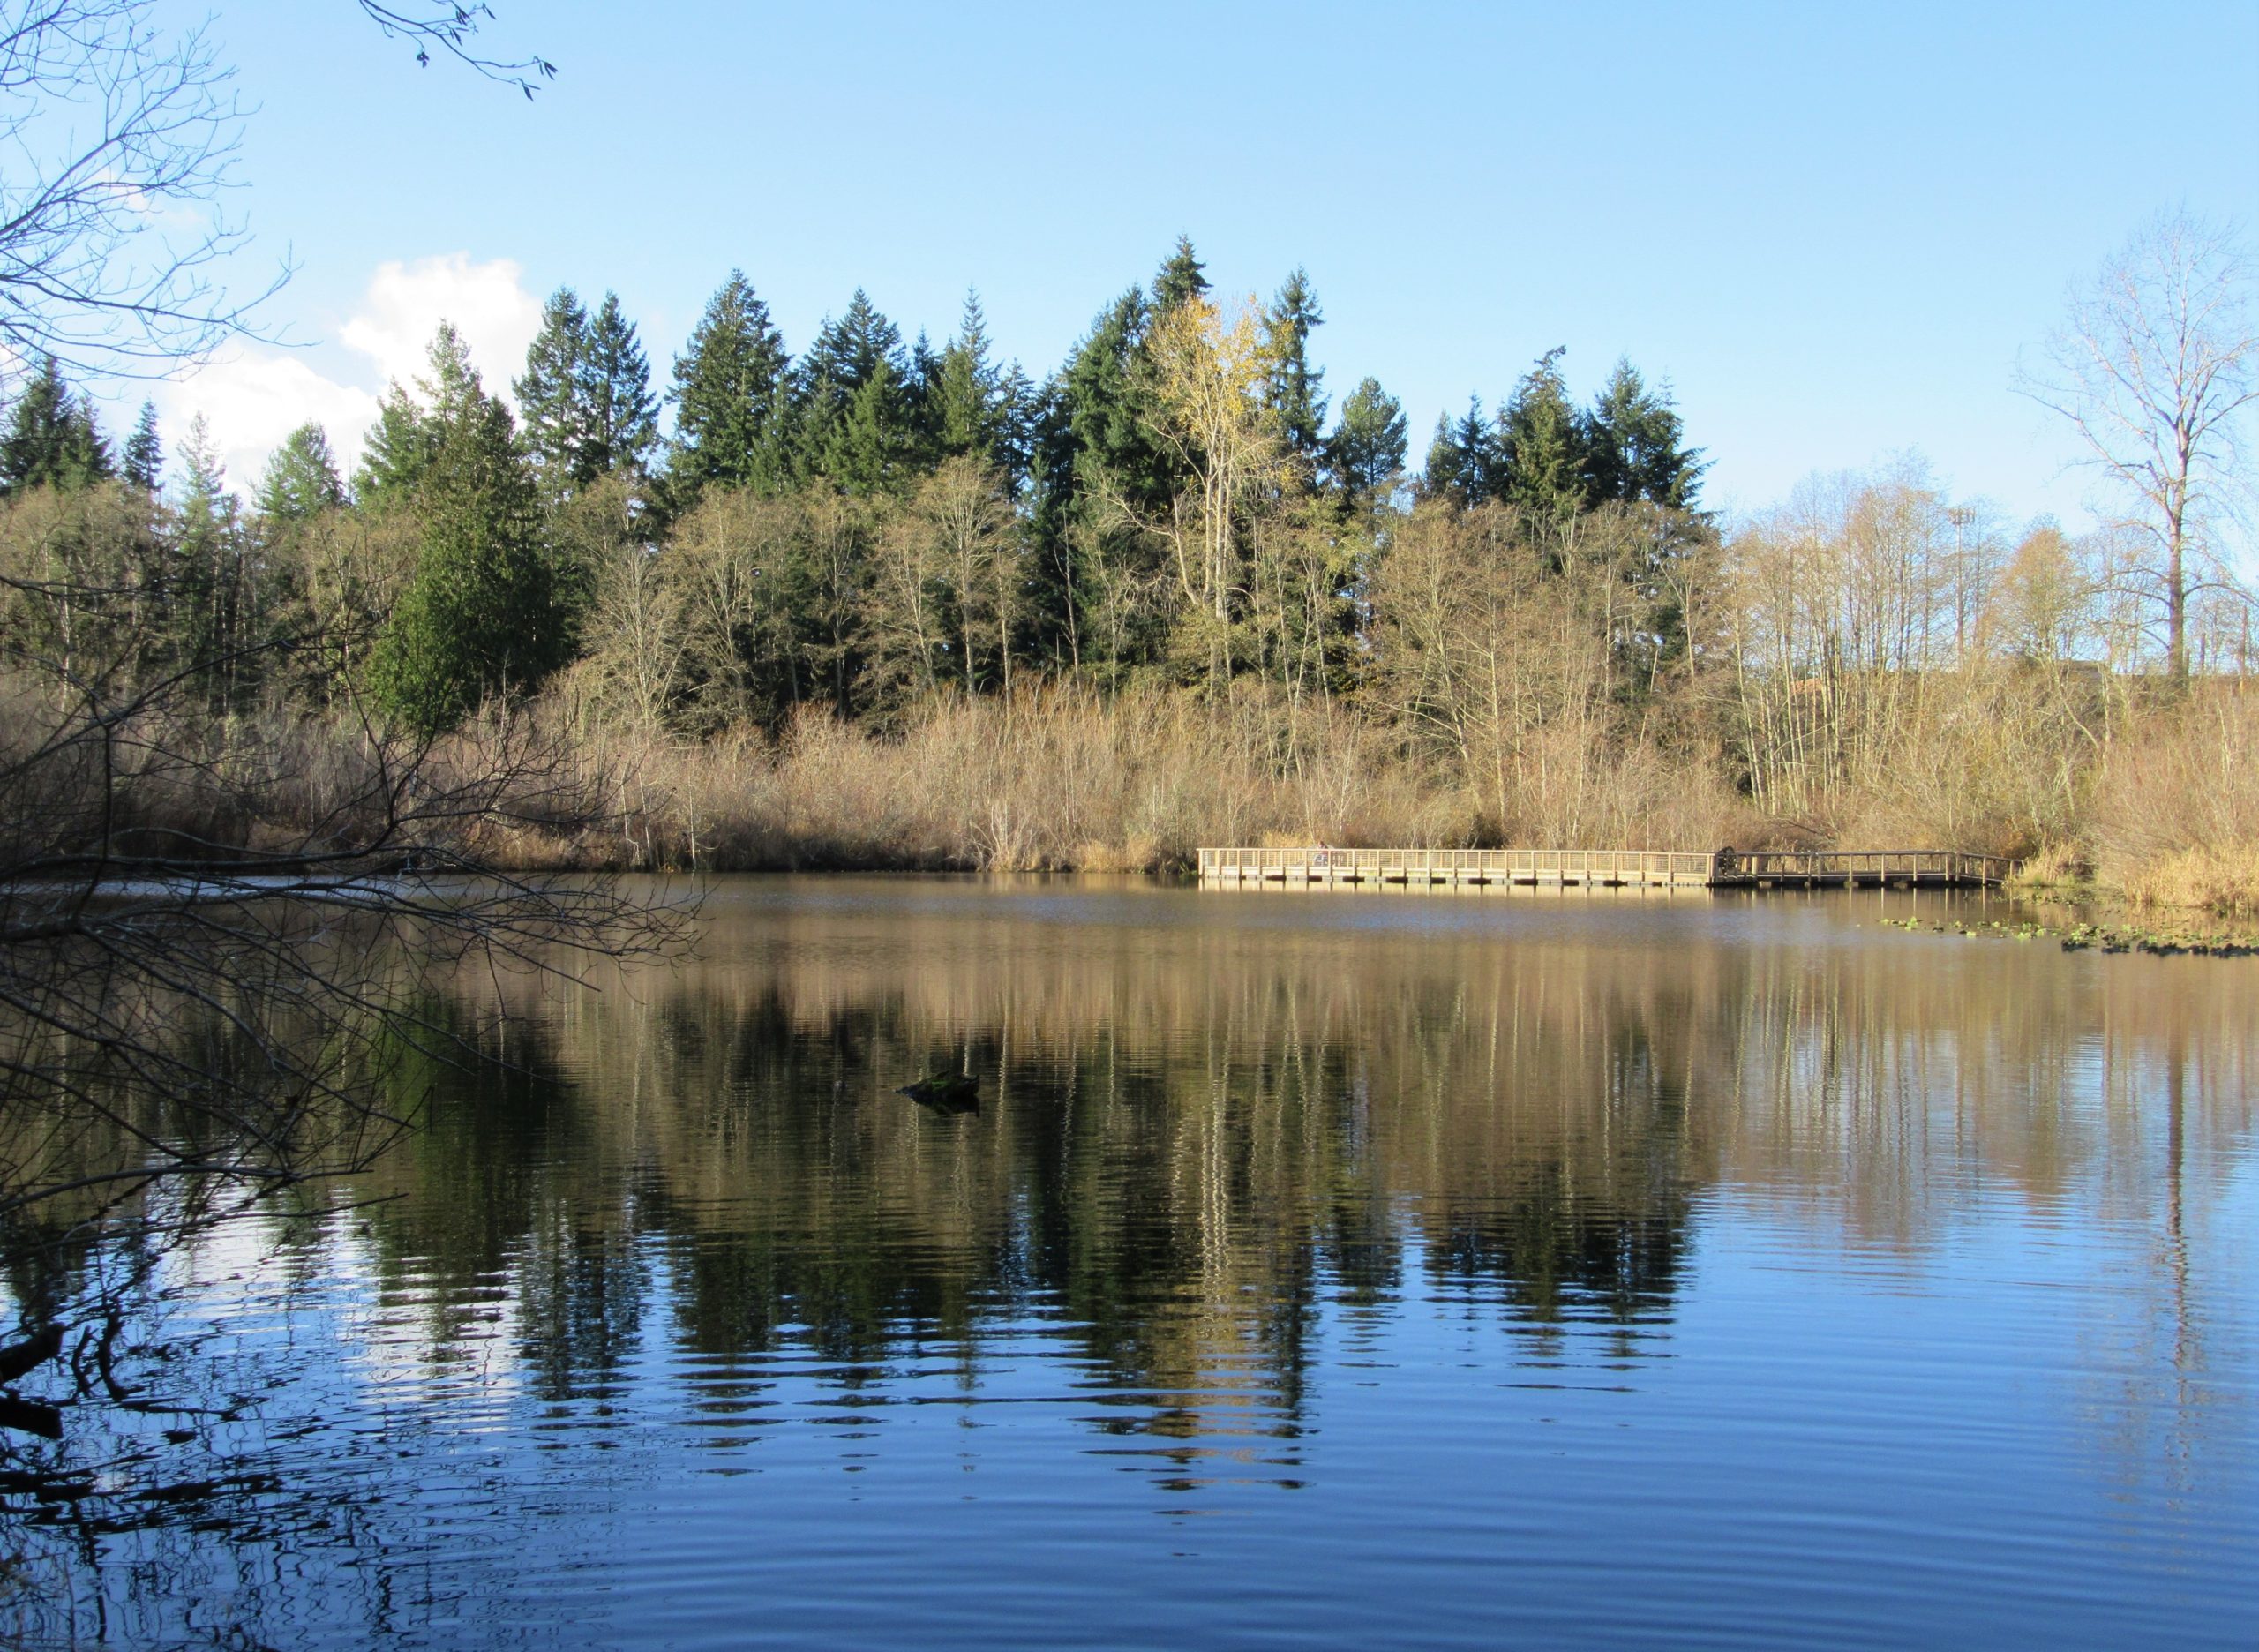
1196,846 -> 2016,890
1714,850 -> 2015,886
1196,847 -> 1716,887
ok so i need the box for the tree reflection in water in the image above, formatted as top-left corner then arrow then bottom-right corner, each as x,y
1,879 -> 2251,1646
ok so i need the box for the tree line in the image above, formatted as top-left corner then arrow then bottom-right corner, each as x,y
3,229 -> 2249,866
0,237 -> 1716,736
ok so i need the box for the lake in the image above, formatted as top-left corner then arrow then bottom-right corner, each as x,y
5,876 -> 2255,1648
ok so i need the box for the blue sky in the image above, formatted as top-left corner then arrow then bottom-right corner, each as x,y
129,0 -> 2259,531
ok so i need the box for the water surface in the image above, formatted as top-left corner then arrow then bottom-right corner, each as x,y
6,877 -> 2255,1648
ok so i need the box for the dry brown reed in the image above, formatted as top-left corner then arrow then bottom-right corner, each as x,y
538,684 -> 1781,873
2090,688 -> 2259,915
14,665 -> 2255,907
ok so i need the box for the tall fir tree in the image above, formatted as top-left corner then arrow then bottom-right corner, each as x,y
1151,236 -> 1209,313
668,271 -> 792,500
932,289 -> 1010,469
515,287 -> 592,499
354,322 -> 484,506
1021,289 -> 1179,674
1261,268 -> 1328,469
168,414 -> 249,690
800,290 -> 915,492
1582,359 -> 1705,510
517,289 -> 661,499
256,423 -> 346,522
370,329 -> 564,733
1499,349 -> 1587,522
1329,377 -> 1407,500
124,402 -> 164,492
580,293 -> 660,481
1,357 -> 113,494
1423,397 -> 1501,506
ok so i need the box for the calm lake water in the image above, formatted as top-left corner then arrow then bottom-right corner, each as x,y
6,876 -> 2256,1649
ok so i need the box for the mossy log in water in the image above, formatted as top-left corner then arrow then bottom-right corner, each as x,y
899,1071 -> 980,1109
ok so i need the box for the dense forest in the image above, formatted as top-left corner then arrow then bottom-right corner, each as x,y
2,238 -> 2253,910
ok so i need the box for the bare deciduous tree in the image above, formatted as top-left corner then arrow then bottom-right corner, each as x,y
0,1 -> 553,384
0,1 -> 278,374
2019,211 -> 2258,679
356,3 -> 556,96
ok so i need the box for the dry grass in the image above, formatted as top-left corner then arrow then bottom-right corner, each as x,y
20,669 -> 2255,897
2113,846 -> 2259,919
2089,689 -> 2259,914
529,684 -> 1773,873
2004,840 -> 2087,891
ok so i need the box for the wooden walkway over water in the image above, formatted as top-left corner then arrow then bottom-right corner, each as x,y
1196,847 -> 2016,891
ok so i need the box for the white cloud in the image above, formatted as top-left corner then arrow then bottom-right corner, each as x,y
336,253 -> 544,404
152,253 -> 543,497
154,352 -> 379,499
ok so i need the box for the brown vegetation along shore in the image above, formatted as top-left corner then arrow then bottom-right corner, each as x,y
539,679 -> 2259,914
42,670 -> 2241,914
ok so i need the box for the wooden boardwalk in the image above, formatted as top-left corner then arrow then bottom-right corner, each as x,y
1196,846 -> 2016,891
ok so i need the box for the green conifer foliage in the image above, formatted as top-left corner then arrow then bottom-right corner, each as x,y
124,402 -> 165,492
1424,397 -> 1500,506
257,424 -> 346,522
370,330 -> 562,733
1583,359 -> 1706,509
1329,377 -> 1407,500
354,323 -> 484,507
668,272 -> 792,500
1262,268 -> 1328,467
1,357 -> 113,494
1151,236 -> 1209,313
1500,348 -> 1587,521
519,289 -> 661,499
581,293 -> 659,480
822,359 -> 915,495
801,291 -> 915,492
166,414 -> 254,696
1057,290 -> 1169,507
516,287 -> 591,497
933,290 -> 1011,469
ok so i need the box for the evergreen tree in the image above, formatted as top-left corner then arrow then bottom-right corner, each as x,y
1328,377 -> 1407,500
580,293 -> 660,481
801,289 -> 904,400
1152,236 -> 1209,313
933,289 -> 1010,468
1583,359 -> 1706,509
1499,348 -> 1587,521
515,287 -> 591,498
257,423 -> 346,522
800,291 -> 915,492
169,414 -> 250,690
1,357 -> 112,494
355,323 -> 484,506
1021,289 -> 1179,674
1057,290 -> 1169,507
1424,397 -> 1500,506
1262,268 -> 1328,468
124,402 -> 164,492
904,327 -> 943,460
822,358 -> 916,495
354,384 -> 434,507
370,330 -> 562,733
668,272 -> 792,499
516,289 -> 660,498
